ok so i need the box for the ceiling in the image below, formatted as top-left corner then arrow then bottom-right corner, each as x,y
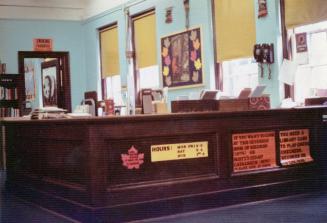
0,0 -> 86,8
0,0 -> 127,20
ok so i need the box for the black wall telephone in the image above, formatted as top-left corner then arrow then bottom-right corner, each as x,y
253,43 -> 274,79
253,43 -> 274,64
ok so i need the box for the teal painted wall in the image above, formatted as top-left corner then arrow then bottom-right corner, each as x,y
83,0 -> 216,105
0,19 -> 86,109
255,0 -> 284,107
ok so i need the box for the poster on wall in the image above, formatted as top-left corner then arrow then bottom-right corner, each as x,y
295,33 -> 309,65
33,38 -> 53,51
279,129 -> 313,166
161,27 -> 203,89
258,0 -> 268,18
232,131 -> 277,172
295,33 -> 308,53
41,60 -> 58,107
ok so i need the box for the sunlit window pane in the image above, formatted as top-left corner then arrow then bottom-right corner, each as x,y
309,32 -> 327,66
105,74 -> 123,105
139,65 -> 160,89
293,21 -> 327,103
222,58 -> 258,97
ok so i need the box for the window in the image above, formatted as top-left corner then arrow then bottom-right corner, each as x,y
213,0 -> 256,62
99,24 -> 122,104
103,75 -> 123,105
132,10 -> 158,105
282,0 -> 327,100
222,58 -> 258,97
139,65 -> 160,89
293,21 -> 327,103
213,0 -> 257,94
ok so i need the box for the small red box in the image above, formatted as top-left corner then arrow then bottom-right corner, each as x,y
104,99 -> 115,115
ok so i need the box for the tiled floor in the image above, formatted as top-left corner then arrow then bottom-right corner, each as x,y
1,170 -> 327,223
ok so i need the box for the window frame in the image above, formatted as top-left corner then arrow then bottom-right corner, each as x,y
211,0 -> 223,90
280,0 -> 295,99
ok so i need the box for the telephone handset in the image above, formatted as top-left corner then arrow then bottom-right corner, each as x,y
253,44 -> 263,63
253,43 -> 274,64
253,43 -> 274,79
262,43 -> 274,64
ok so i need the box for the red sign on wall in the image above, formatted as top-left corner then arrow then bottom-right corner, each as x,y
33,38 -> 53,51
279,129 -> 313,166
295,33 -> 307,53
232,131 -> 277,172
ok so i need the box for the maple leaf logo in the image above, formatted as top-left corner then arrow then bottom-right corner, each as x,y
121,146 -> 144,169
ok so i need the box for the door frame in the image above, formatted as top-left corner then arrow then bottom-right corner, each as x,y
18,51 -> 72,112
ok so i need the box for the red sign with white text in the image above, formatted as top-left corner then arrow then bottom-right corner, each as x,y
232,131 -> 277,172
279,129 -> 313,166
33,38 -> 53,51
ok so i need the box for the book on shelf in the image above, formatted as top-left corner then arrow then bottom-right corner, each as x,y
0,87 -> 18,100
0,107 -> 19,117
0,73 -> 23,117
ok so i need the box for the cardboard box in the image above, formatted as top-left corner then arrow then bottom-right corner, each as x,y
304,97 -> 327,106
171,100 -> 219,113
218,99 -> 249,112
153,101 -> 169,114
171,97 -> 271,113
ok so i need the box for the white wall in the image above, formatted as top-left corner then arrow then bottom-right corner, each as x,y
83,0 -> 129,19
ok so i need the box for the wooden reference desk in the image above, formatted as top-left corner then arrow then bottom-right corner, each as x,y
2,107 -> 327,222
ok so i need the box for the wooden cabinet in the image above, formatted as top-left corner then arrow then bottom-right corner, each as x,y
0,74 -> 23,117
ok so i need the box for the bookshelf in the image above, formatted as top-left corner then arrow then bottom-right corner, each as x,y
0,74 -> 23,117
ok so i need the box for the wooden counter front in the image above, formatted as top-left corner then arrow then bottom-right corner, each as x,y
2,107 -> 327,222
